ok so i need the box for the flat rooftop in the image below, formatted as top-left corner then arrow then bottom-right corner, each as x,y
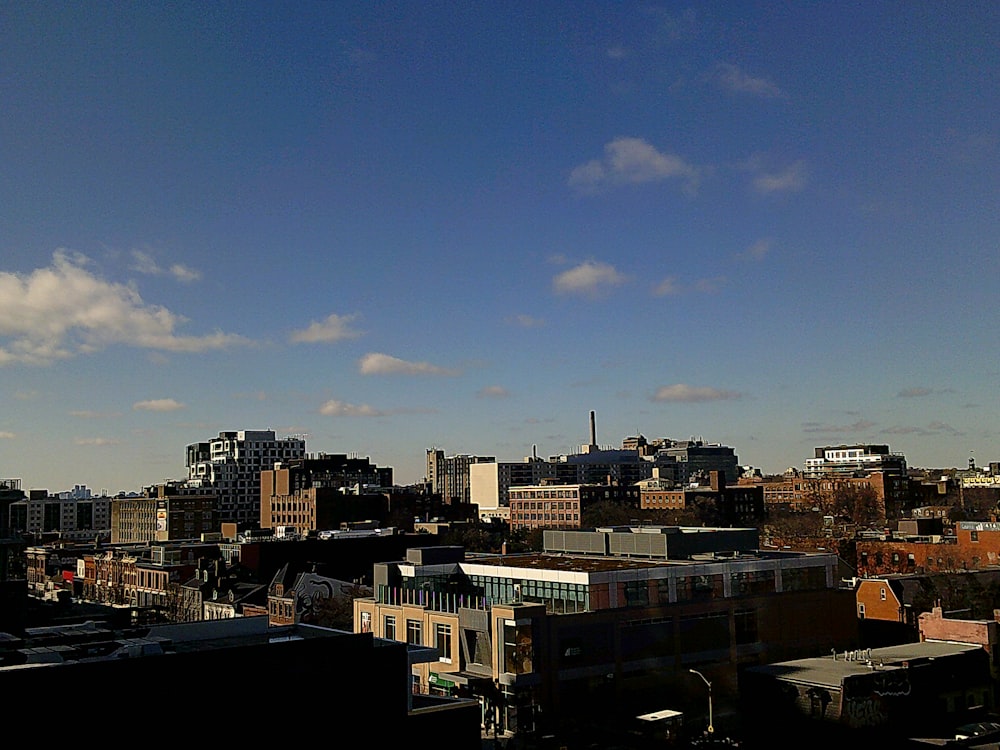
747,641 -> 983,689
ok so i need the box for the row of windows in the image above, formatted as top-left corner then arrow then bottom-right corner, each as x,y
379,616 -> 453,661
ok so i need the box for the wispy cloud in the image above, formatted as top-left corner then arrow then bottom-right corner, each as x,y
553,261 -> 628,298
477,385 -> 510,399
652,384 -> 742,402
714,63 -> 783,97
318,399 -> 385,417
883,422 -> 964,436
358,352 -> 460,376
0,251 -> 249,366
130,249 -> 202,283
290,313 -> 364,344
70,410 -> 122,418
653,276 -> 681,297
753,160 -> 807,194
897,387 -> 933,398
75,437 -> 121,446
568,137 -> 701,194
693,277 -> 726,293
508,314 -> 545,328
0,431 -> 15,439
133,398 -> 185,412
802,420 -> 876,434
736,238 -> 772,261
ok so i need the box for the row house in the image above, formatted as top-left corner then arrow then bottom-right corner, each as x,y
855,522 -> 1000,577
83,548 -> 140,606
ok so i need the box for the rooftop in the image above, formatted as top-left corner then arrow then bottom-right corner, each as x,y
748,641 -> 982,689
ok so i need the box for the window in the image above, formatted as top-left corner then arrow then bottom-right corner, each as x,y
435,623 -> 452,662
880,588 -> 887,601
858,603 -> 865,618
503,622 -> 534,675
407,619 -> 423,645
384,615 -> 396,640
360,611 -> 372,633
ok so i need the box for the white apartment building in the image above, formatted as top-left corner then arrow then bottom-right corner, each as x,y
803,444 -> 907,479
186,430 -> 306,526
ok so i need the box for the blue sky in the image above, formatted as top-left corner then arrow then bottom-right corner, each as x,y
2,2 -> 998,494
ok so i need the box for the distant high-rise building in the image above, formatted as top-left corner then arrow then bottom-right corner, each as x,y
1,478 -> 24,535
648,439 -> 740,485
186,430 -> 306,527
425,449 -> 495,504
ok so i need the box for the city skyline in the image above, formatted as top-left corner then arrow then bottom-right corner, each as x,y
2,3 -> 998,493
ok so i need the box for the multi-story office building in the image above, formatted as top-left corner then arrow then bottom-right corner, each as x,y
8,489 -> 111,541
470,454 -> 557,512
260,453 -> 395,535
355,526 -> 857,745
804,444 -> 907,479
111,483 -> 219,544
426,449 -> 495,504
648,439 -> 740,485
508,482 -> 641,531
186,430 -> 306,526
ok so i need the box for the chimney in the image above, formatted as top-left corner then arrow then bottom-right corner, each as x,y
710,471 -> 726,491
590,410 -> 597,447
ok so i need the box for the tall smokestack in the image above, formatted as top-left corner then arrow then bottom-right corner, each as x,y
590,410 -> 597,447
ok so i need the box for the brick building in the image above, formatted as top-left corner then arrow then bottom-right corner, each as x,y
855,522 -> 1000,577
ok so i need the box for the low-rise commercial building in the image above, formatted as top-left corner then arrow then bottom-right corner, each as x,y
354,525 -> 857,745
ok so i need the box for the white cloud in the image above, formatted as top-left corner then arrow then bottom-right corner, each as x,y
714,63 -> 783,97
568,137 -> 700,194
0,251 -> 249,366
652,384 -> 742,402
358,352 -> 460,376
290,313 -> 364,344
75,437 -> 121,446
70,410 -> 122,418
753,160 -> 807,194
653,276 -> 681,297
477,385 -> 510,399
0,431 -> 14,439
131,250 -> 202,283
319,399 -> 385,417
553,261 -> 628,297
133,398 -> 185,412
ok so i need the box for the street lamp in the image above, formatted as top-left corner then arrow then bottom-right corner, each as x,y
689,669 -> 714,734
